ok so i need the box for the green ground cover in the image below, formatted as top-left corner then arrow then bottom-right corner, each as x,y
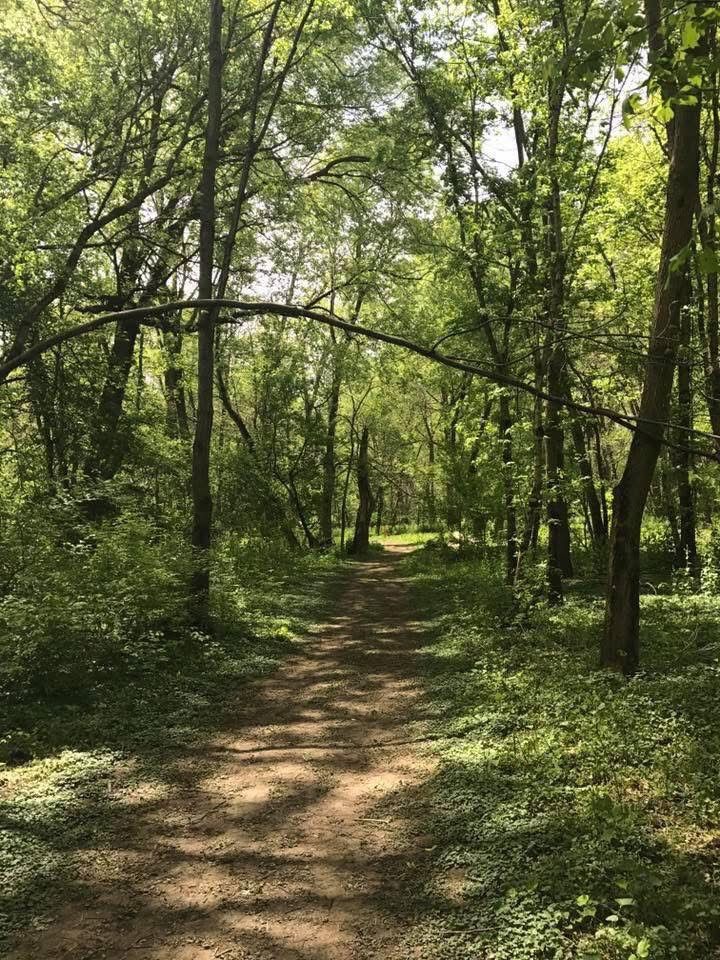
404,543 -> 720,960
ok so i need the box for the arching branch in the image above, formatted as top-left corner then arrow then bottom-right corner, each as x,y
2,296 -> 718,461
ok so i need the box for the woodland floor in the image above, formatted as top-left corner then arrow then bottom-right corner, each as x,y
6,543 -> 439,960
8,540 -> 720,959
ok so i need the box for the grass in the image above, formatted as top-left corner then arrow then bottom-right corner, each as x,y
401,544 -> 720,960
0,542 -> 347,945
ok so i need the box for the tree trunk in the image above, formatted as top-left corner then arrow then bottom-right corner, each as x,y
499,391 -> 518,582
215,364 -> 299,548
594,423 -> 610,534
28,355 -> 69,489
86,203 -> 188,479
545,370 -> 573,603
86,203 -> 190,487
84,226 -> 145,484
516,355 -> 544,579
349,425 -> 374,555
423,413 -> 437,527
544,67 -> 573,601
340,437 -> 355,554
602,63 -> 701,672
164,330 -> 190,440
190,0 -> 223,628
90,318 -> 140,480
567,402 -> 607,544
696,25 -> 720,447
375,485 -> 384,536
674,302 -> 699,572
285,473 -> 320,548
658,454 -> 681,564
443,380 -> 468,531
319,345 -> 342,546
546,325 -> 573,601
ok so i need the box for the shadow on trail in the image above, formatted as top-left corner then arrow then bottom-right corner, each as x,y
4,544 -> 440,960
9,542 -> 717,959
0,552 -> 348,944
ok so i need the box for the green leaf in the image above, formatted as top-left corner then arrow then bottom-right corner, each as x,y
698,247 -> 719,274
622,92 -> 643,128
654,102 -> 675,124
636,938 -> 651,958
681,19 -> 701,50
581,11 -> 607,43
669,243 -> 692,274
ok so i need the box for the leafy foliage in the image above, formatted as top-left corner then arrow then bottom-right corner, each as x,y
402,543 -> 720,959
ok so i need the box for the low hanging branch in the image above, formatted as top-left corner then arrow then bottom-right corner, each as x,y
2,296 -> 719,461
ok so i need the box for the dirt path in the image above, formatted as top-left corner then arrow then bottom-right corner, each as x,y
10,543 -> 436,960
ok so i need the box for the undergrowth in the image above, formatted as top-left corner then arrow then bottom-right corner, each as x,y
403,545 -> 720,960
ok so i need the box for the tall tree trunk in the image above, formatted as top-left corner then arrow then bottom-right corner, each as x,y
340,433 -> 355,554
649,450 -> 682,568
544,65 -> 573,601
545,286 -> 573,601
90,318 -> 140,481
84,226 -> 145,484
516,355 -> 545,578
285,473 -> 320,548
443,384 -> 466,530
499,391 -> 518,582
546,358 -> 573,603
658,453 -> 681,564
349,425 -> 374,555
28,355 -> 69,489
567,404 -> 607,544
696,25 -> 720,448
674,301 -> 699,572
164,330 -> 190,440
319,343 -> 342,546
375,485 -> 384,536
190,0 -> 223,628
423,413 -> 437,527
85,101 -> 184,480
602,51 -> 701,672
86,203 -> 190,482
593,421 -> 610,534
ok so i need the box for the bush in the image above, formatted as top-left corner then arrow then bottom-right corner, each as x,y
0,502 -> 192,702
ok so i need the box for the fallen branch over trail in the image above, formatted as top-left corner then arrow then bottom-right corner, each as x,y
2,297 -> 717,460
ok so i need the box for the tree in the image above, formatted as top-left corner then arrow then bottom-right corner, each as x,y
190,0 -> 223,628
348,425 -> 375,554
602,1 -> 704,672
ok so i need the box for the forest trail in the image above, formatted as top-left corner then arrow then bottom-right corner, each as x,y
10,543 -> 436,960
